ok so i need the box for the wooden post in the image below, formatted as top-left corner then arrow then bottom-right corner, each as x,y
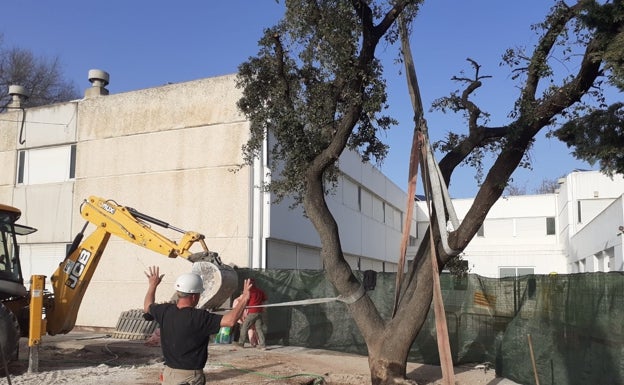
527,334 -> 540,385
429,235 -> 456,385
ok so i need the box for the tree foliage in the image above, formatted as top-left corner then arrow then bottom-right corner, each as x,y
0,34 -> 79,111
553,102 -> 624,175
549,0 -> 624,176
236,1 -> 418,203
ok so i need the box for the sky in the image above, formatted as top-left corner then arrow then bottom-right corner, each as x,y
1,1 -> 610,198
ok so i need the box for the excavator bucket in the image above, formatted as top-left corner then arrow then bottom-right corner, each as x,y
191,261 -> 238,310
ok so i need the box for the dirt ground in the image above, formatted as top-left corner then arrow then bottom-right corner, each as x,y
2,330 -> 516,385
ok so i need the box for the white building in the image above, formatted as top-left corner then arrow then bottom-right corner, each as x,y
1,70 -> 622,329
557,171 -> 624,272
412,170 -> 624,278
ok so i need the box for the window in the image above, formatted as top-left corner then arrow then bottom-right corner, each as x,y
499,267 -> 534,278
17,145 -> 76,185
546,217 -> 555,235
408,235 -> 417,246
69,145 -> 76,179
372,197 -> 384,222
577,201 -> 582,223
382,202 -> 386,224
517,267 -> 534,276
477,224 -> 484,237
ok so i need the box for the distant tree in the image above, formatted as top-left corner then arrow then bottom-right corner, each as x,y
505,177 -> 560,195
237,1 -> 623,384
535,177 -> 561,194
504,182 -> 528,196
0,34 -> 79,111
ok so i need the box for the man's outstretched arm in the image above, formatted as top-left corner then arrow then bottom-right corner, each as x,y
221,278 -> 252,327
144,265 -> 164,313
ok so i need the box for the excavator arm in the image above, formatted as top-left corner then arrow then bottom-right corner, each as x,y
45,196 -> 221,335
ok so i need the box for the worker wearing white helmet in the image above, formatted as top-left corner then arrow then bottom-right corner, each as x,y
174,273 -> 205,294
144,266 -> 251,385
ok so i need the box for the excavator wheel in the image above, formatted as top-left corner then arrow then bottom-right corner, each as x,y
0,302 -> 20,363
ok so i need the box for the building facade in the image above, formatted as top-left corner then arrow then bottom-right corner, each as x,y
1,71 -> 622,329
557,171 -> 624,273
0,72 -> 409,328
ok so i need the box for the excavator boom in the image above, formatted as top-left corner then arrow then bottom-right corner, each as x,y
1,196 -> 236,367
45,196 -> 222,335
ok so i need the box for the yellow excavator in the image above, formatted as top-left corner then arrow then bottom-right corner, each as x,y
0,196 -> 237,367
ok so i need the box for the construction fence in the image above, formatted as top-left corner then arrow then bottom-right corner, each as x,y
230,269 -> 624,385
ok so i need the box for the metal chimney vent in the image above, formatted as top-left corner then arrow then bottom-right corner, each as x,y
85,69 -> 110,97
8,85 -> 29,108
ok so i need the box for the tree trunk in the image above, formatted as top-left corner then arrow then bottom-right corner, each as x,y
304,162 -> 440,384
365,251 -> 434,384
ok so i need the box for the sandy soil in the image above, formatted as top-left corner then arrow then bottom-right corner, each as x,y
1,331 -> 510,385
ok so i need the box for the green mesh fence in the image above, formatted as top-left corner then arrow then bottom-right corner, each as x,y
500,272 -> 624,385
233,269 -> 624,384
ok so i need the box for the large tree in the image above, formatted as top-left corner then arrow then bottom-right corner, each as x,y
0,34 -> 79,111
236,1 -> 623,384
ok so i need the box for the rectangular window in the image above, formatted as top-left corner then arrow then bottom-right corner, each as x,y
477,224 -> 484,237
499,267 -> 516,278
382,202 -> 386,224
17,150 -> 25,183
357,186 -> 361,212
577,201 -> 582,223
372,197 -> 384,222
16,145 -> 75,185
546,217 -> 555,235
517,267 -> 534,276
408,235 -> 417,247
69,144 -> 76,179
499,267 -> 534,278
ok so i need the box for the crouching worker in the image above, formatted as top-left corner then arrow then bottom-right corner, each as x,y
144,265 -> 251,385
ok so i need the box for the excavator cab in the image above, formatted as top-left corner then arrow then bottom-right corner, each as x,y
0,204 -> 37,300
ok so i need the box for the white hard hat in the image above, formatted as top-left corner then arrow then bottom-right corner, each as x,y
174,273 -> 205,294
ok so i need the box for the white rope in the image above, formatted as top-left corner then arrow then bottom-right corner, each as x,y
245,285 -> 366,309
423,138 -> 462,256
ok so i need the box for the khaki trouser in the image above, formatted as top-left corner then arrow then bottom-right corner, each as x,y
238,312 -> 266,347
161,366 -> 205,385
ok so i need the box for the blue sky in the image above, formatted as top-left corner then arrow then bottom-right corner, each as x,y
2,1 -> 609,198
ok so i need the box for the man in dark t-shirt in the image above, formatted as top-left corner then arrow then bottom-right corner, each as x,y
144,265 -> 251,385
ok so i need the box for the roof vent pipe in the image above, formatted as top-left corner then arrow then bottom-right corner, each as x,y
85,69 -> 110,98
8,85 -> 29,108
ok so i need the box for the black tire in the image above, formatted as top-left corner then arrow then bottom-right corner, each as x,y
0,302 -> 20,363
